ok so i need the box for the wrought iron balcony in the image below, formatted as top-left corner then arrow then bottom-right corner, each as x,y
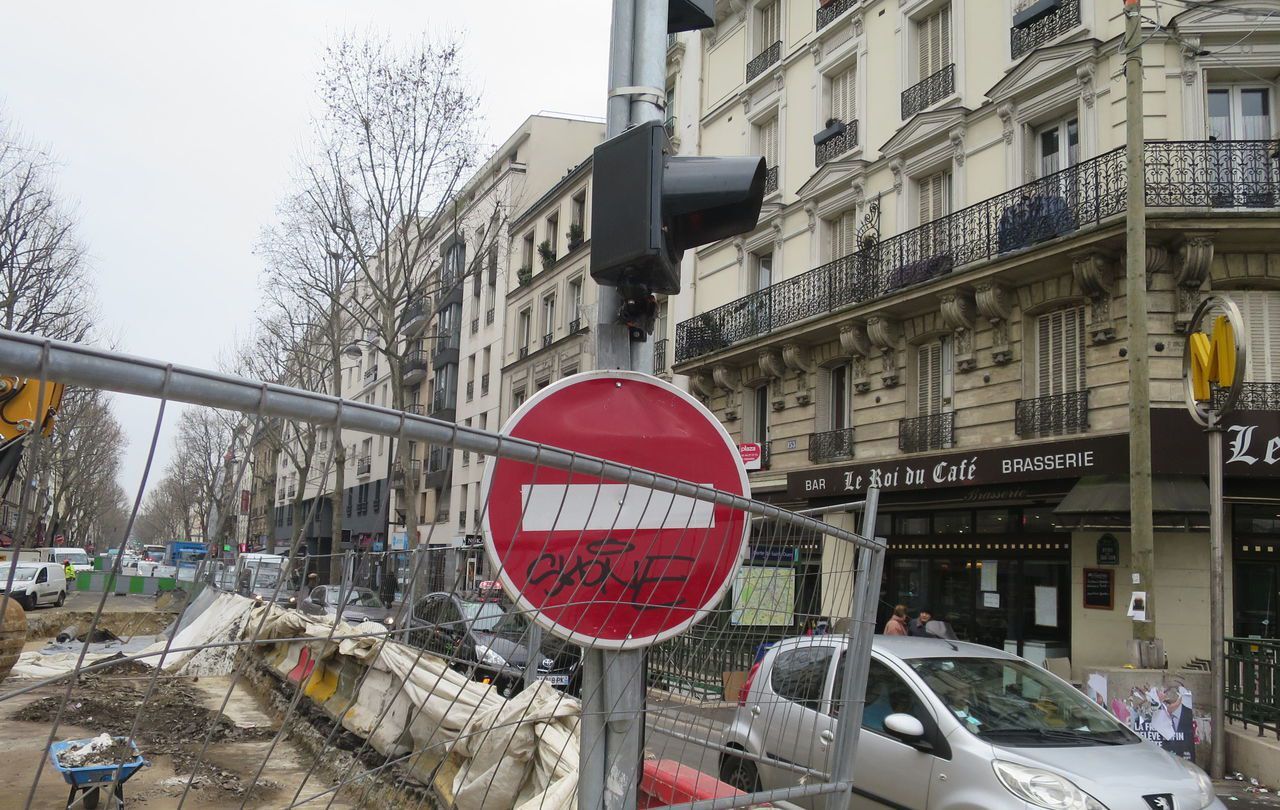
403,350 -> 428,385
470,317 -> 479,334
287,483 -> 297,497
363,364 -> 378,383
1212,382 -> 1280,411
746,40 -> 781,83
542,332 -> 554,348
356,457 -> 372,476
405,403 -> 425,415
392,459 -> 421,489
400,298 -> 428,335
1146,140 -> 1280,209
1011,0 -> 1080,60
817,0 -> 858,30
816,120 -> 858,166
485,308 -> 495,325
899,412 -> 953,453
809,427 -> 855,462
568,317 -> 584,334
901,63 -> 955,119
481,373 -> 490,395
519,344 -> 530,359
764,165 -> 779,195
654,338 -> 668,371
466,381 -> 474,400
1015,390 -> 1089,437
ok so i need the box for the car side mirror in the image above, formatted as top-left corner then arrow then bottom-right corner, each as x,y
883,713 -> 926,743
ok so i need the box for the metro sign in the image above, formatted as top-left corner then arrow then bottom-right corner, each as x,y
1183,295 -> 1247,427
481,371 -> 750,650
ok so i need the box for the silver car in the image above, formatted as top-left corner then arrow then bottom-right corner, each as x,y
720,635 -> 1224,810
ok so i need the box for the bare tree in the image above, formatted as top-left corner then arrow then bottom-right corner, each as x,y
43,388 -> 127,548
302,33 -> 501,542
0,116 -> 95,342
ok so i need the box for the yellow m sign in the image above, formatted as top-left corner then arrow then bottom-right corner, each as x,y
1188,315 -> 1238,401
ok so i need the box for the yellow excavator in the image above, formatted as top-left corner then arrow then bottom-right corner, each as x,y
0,375 -> 64,486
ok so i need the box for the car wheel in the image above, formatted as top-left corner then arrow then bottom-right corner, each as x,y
56,591 -> 65,607
719,753 -> 760,794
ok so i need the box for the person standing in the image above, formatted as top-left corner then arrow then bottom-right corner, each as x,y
908,609 -> 935,637
883,605 -> 909,636
63,560 -> 76,591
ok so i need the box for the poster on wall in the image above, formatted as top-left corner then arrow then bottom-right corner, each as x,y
730,565 -> 795,626
1086,673 -> 1107,707
1108,679 -> 1203,761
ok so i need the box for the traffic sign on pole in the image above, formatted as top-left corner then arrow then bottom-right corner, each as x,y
481,370 -> 750,650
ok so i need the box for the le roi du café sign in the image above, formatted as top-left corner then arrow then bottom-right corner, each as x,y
787,434 -> 1129,499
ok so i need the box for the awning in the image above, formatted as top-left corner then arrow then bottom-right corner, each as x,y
1053,475 -> 1210,531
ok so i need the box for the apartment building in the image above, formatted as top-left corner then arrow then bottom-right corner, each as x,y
670,0 -> 1280,673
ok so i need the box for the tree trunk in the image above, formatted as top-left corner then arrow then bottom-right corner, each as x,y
330,347 -> 345,561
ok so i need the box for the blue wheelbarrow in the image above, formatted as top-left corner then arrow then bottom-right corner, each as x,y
48,737 -> 148,809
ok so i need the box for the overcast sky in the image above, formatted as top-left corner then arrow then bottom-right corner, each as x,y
0,1 -> 610,498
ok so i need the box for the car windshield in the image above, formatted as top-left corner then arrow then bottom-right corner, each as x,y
910,657 -> 1135,745
58,552 -> 89,566
345,590 -> 384,608
461,600 -> 529,639
10,567 -> 38,582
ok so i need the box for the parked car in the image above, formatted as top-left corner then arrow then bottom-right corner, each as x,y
300,585 -> 397,626
0,562 -> 67,609
720,635 -> 1224,810
408,592 -> 580,696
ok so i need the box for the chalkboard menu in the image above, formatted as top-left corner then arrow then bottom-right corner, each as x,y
1083,568 -> 1114,610
1096,534 -> 1119,566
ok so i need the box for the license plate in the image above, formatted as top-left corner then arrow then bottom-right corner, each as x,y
538,675 -> 570,686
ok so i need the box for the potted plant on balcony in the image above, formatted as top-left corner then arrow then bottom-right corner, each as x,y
517,265 -> 532,287
567,223 -> 585,250
538,239 -> 556,270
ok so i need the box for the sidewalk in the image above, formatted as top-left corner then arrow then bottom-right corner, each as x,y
1217,777 -> 1280,808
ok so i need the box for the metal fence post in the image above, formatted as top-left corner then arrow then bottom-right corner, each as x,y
826,487 -> 882,810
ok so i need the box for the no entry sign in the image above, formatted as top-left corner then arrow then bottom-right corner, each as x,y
480,371 -> 750,650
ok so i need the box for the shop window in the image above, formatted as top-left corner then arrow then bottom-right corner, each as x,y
895,514 -> 931,535
1235,505 -> 1280,536
769,646 -> 832,712
976,509 -> 1014,534
934,510 -> 973,534
1022,508 -> 1055,532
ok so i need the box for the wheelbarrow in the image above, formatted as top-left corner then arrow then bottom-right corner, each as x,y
48,737 -> 148,809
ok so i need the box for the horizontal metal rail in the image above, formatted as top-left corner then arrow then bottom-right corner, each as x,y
0,330 -> 882,551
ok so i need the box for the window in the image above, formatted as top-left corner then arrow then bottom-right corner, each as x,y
1209,86 -> 1272,141
513,388 -> 526,410
829,209 -> 858,261
518,309 -> 531,352
752,252 -> 774,293
656,299 -> 669,341
572,191 -> 586,229
830,364 -> 849,430
832,658 -> 928,727
770,646 -> 832,711
521,233 -> 535,270
916,337 -> 952,416
1221,291 -> 1280,382
445,242 -> 465,285
570,278 -> 584,324
917,4 -> 952,81
482,347 -> 491,389
542,294 -> 556,339
757,0 -> 780,50
758,116 -> 779,169
546,212 -> 559,256
1037,117 -> 1079,177
1036,308 -> 1086,396
751,384 -> 770,445
918,171 -> 952,225
830,63 -> 856,125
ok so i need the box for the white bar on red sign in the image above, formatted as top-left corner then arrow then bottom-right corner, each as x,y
519,483 -> 716,532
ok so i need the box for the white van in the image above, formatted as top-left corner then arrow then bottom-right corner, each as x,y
33,547 -> 93,574
0,562 -> 67,609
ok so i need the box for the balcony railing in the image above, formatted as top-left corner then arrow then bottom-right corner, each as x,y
746,40 -> 782,83
363,364 -> 378,383
481,373 -> 490,395
403,350 -> 428,383
809,427 -> 855,462
901,63 -> 955,119
1015,389 -> 1089,438
764,165 -> 779,195
654,338 -> 668,372
519,344 -> 530,359
466,381 -> 474,400
356,457 -> 372,476
287,483 -> 297,497
1146,140 -> 1280,209
485,308 -> 495,325
817,0 -> 858,31
401,298 -> 428,334
569,317 -> 584,334
542,332 -> 554,348
392,459 -> 421,489
405,403 -> 425,415
1213,382 -> 1280,411
899,412 -> 953,453
470,317 -> 479,334
816,120 -> 858,166
1011,0 -> 1081,60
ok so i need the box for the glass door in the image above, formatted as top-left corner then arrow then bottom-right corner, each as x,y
1234,560 -> 1279,638
1207,86 -> 1275,207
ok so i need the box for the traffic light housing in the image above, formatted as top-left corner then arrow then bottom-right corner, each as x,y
590,120 -> 765,296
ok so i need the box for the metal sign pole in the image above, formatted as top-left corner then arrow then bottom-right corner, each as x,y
1207,421 -> 1226,779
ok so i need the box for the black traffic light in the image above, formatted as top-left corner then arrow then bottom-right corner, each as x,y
669,0 -> 714,32
591,120 -> 765,296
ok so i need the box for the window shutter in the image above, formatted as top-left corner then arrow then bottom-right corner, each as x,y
832,66 -> 856,123
919,15 -> 931,79
1037,308 -> 1085,396
1263,292 -> 1280,382
762,118 -> 779,167
919,175 -> 932,225
940,5 -> 952,68
917,341 -> 943,416
1037,313 -> 1053,397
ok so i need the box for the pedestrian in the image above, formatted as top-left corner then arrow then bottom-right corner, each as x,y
306,571 -> 318,595
883,605 -> 909,636
379,559 -> 398,607
63,560 -> 76,591
908,608 -> 936,637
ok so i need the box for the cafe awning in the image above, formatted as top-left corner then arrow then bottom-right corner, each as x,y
1053,475 -> 1210,531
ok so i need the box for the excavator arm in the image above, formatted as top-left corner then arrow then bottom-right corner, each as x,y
0,375 -> 65,485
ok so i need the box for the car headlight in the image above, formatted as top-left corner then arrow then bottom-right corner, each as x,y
288,596 -> 297,605
1176,756 -> 1215,809
993,761 -> 1108,810
476,646 -> 506,667
382,616 -> 396,627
